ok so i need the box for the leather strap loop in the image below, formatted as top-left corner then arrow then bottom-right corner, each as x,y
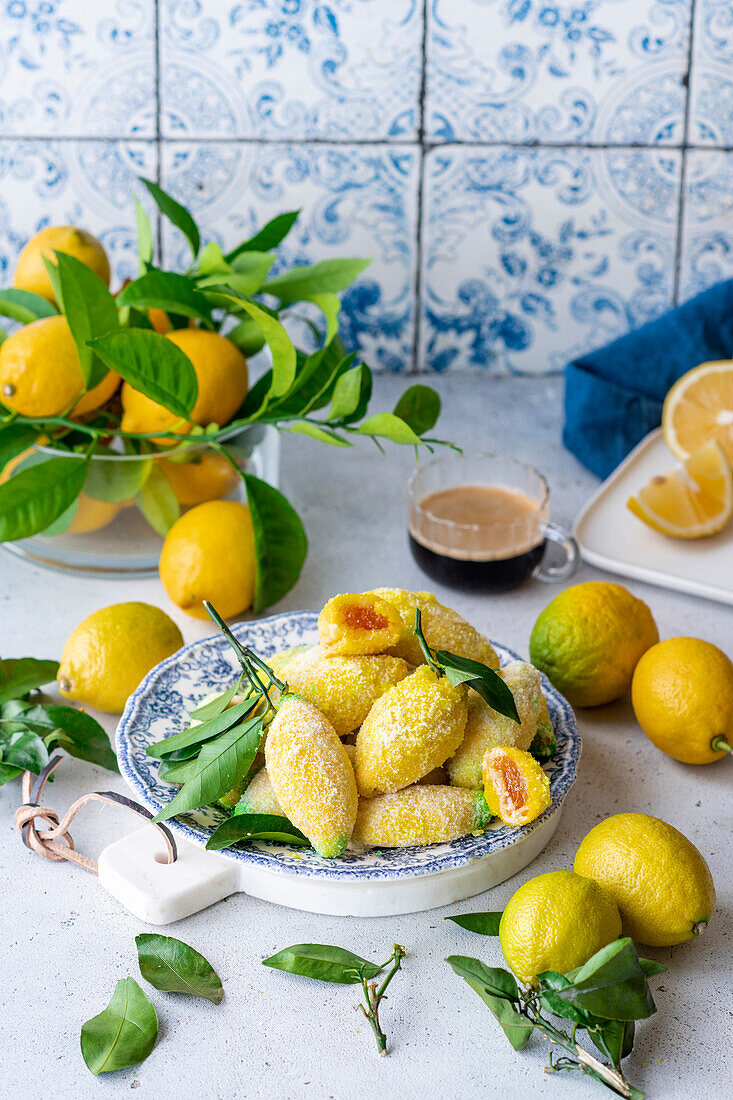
15,756 -> 177,874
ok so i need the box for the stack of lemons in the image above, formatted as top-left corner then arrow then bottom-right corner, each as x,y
498,812 -> 716,983
1,226 -> 251,532
530,580 -> 732,764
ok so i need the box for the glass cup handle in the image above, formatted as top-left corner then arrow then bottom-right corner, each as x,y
534,522 -> 579,583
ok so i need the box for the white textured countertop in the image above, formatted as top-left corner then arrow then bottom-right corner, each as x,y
1,375 -> 730,1100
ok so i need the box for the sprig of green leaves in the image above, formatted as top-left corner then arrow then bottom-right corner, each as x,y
263,942 -> 405,1056
413,608 -> 520,724
0,656 -> 117,783
447,937 -> 666,1099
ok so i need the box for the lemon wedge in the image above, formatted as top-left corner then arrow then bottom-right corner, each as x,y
627,440 -> 733,538
663,360 -> 733,461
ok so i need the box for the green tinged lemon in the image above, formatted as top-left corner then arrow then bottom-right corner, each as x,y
529,581 -> 658,707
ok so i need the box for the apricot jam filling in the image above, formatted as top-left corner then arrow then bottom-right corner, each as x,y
497,756 -> 528,809
343,605 -> 389,632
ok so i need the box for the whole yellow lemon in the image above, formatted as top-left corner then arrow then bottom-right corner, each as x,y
499,870 -> 622,983
58,602 -> 183,713
159,500 -> 256,619
574,812 -> 716,946
14,225 -> 110,303
529,581 -> 658,707
65,494 -> 121,535
120,329 -> 248,440
159,450 -> 239,507
0,315 -> 119,417
632,636 -> 733,764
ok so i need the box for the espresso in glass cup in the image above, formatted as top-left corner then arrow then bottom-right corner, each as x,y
408,453 -> 577,593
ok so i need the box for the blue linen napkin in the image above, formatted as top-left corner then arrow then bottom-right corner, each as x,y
563,280 -> 733,479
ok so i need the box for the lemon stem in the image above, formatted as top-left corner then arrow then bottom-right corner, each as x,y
413,609 -> 443,677
203,600 -> 287,711
710,736 -> 732,754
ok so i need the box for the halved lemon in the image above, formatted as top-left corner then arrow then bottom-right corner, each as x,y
663,361 -> 733,461
627,440 -> 733,538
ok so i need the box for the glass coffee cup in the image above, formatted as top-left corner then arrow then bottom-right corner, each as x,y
408,452 -> 578,593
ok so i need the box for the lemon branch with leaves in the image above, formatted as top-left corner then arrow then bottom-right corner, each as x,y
0,180 -> 450,611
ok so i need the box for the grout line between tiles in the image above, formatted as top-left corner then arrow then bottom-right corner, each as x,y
673,0 -> 698,305
2,134 -> 732,153
153,0 -> 163,263
410,0 -> 429,375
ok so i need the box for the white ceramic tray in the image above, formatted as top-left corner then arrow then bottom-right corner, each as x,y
112,612 -> 580,922
574,429 -> 733,606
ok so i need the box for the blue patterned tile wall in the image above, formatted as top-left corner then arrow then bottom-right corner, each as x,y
0,0 -> 731,374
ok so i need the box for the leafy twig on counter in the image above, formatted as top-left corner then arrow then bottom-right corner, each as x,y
263,942 -> 406,1056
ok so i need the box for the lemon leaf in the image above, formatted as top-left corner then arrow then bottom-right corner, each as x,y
84,450 -> 152,503
0,456 -> 88,541
262,944 -> 382,985
151,714 -> 263,823
0,288 -> 57,324
0,657 -> 59,703
19,702 -> 118,772
446,955 -> 532,1051
445,912 -> 502,936
329,363 -> 372,423
80,978 -> 158,1075
225,317 -> 266,358
134,198 -> 153,273
141,177 -> 200,258
287,422 -> 351,446
242,473 -> 307,612
118,268 -> 213,325
135,463 -> 180,536
205,813 -> 309,851
89,330 -> 198,420
224,210 -> 300,262
190,676 -> 244,721
357,412 -> 423,447
263,258 -> 371,303
135,933 -> 223,1004
393,385 -> 441,436
53,251 -> 120,389
0,423 -> 37,477
146,696 -> 259,760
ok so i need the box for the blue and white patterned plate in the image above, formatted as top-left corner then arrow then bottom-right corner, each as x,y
117,611 -> 580,885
